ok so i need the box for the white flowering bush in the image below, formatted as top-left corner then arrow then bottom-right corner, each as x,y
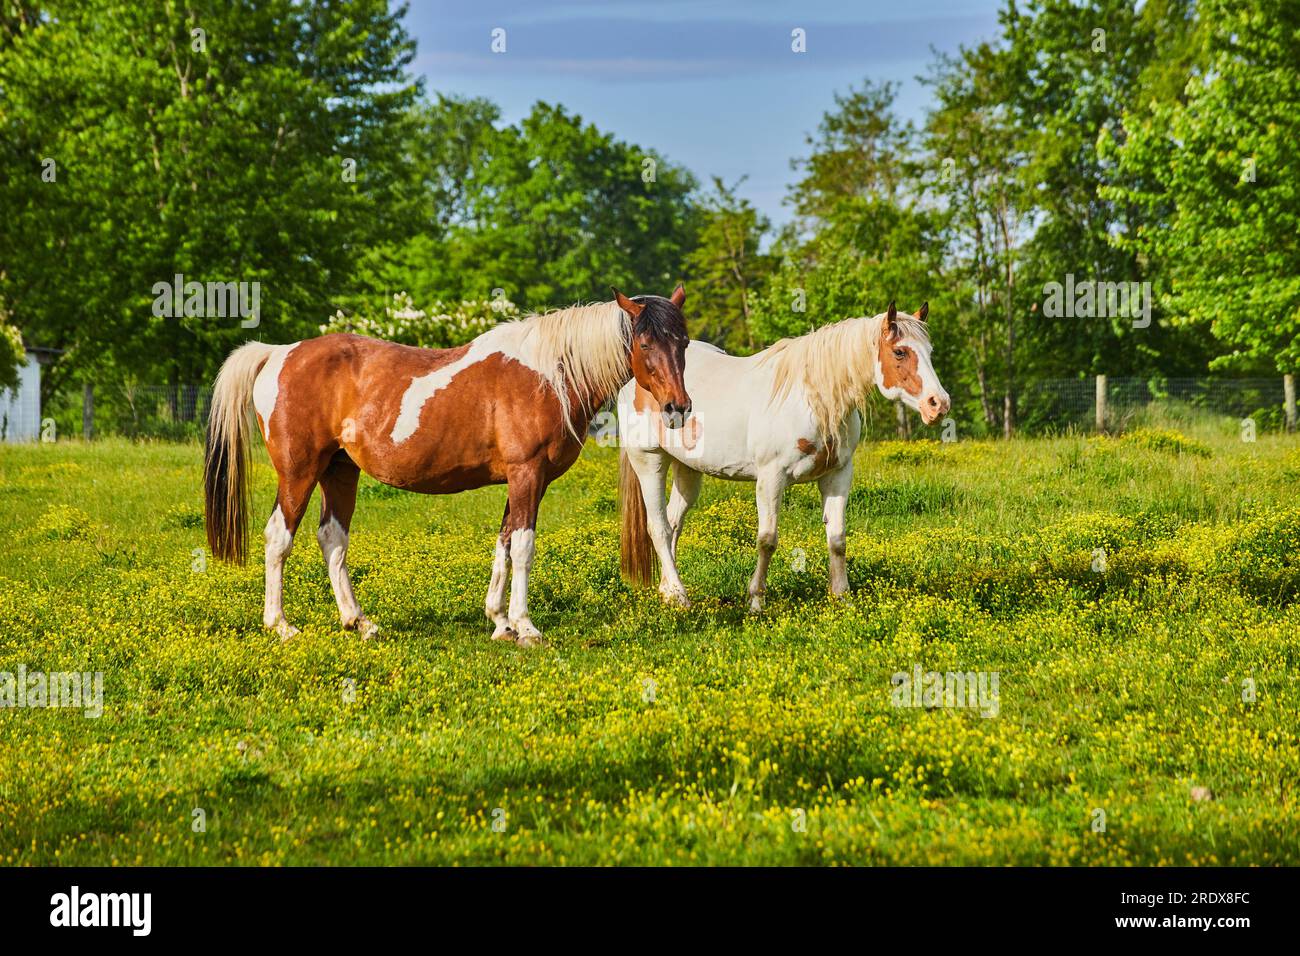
322,292 -> 518,349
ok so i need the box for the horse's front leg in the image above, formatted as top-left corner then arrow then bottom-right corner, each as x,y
748,467 -> 788,613
503,464 -> 547,647
818,462 -> 853,598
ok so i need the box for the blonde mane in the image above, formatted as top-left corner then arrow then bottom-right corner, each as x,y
500,300 -> 631,438
760,312 -> 931,441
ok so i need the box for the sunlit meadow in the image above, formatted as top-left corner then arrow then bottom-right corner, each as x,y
1,417 -> 1297,865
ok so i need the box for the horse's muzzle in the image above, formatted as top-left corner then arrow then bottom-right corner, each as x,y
662,402 -> 691,430
920,393 -> 951,425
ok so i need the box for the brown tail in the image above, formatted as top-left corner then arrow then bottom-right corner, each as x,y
203,342 -> 274,564
619,449 -> 657,586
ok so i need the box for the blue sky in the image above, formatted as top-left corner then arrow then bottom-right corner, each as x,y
402,0 -> 1006,226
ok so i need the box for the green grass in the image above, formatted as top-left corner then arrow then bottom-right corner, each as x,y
0,424 -> 1297,865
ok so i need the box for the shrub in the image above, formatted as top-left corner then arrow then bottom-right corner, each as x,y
33,504 -> 96,541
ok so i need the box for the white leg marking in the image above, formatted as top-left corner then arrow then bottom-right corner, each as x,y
317,517 -> 377,639
507,528 -> 544,646
748,470 -> 786,613
263,506 -> 298,640
666,462 -> 702,562
486,535 -> 513,640
819,463 -> 853,598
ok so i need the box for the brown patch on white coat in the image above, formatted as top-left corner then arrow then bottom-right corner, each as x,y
878,301 -> 949,425
795,436 -> 839,477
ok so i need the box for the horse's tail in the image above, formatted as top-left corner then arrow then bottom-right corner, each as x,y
619,449 -> 657,586
204,342 -> 274,565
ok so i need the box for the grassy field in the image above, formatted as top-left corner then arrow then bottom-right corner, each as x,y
1,419 -> 1297,865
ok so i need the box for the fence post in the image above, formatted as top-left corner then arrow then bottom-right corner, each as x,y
1285,374 -> 1297,433
82,383 -> 94,441
1095,374 -> 1107,433
895,400 -> 910,439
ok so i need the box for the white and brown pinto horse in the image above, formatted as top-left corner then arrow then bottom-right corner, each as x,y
618,302 -> 948,611
204,287 -> 690,646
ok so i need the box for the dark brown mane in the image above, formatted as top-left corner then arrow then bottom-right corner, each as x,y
631,295 -> 688,341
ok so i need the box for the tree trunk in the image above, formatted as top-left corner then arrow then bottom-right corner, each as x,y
895,400 -> 911,439
82,383 -> 94,441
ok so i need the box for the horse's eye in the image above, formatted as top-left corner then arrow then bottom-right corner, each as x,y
640,342 -> 650,351
893,348 -> 907,360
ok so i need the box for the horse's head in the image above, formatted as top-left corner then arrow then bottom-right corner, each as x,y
614,285 -> 692,429
875,301 -> 950,425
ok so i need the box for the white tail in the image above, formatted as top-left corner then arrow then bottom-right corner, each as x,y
204,342 -> 275,564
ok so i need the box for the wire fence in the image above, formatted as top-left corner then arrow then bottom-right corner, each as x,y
1023,377 -> 1291,434
45,384 -> 215,442
31,376 -> 1299,442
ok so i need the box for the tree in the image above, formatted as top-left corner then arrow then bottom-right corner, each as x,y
0,0 -> 419,405
998,0 -> 1210,385
348,101 -> 700,314
924,44 -> 1030,436
1107,0 -> 1300,375
753,81 -> 955,435
682,177 -> 772,351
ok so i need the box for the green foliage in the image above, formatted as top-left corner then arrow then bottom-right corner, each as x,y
0,0 -> 419,397
682,177 -> 772,351
1106,0 -> 1300,374
354,100 -> 700,313
1103,427 -> 1213,459
0,319 -> 22,394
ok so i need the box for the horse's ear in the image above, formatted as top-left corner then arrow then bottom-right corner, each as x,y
669,283 -> 686,308
612,287 -> 644,318
915,301 -> 929,323
886,300 -> 899,339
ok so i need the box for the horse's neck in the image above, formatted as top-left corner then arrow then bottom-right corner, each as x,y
562,354 -> 632,428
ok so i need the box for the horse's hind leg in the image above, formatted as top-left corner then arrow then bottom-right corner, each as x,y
318,455 -> 377,639
666,461 -> 702,560
264,469 -> 317,641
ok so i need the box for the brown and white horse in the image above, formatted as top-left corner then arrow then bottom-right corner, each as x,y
204,287 -> 690,646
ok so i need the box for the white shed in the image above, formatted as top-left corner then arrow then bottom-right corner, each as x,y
1,348 -> 44,442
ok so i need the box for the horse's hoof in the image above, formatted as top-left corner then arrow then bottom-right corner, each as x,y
747,597 -> 764,615
660,589 -> 691,609
510,620 -> 546,648
491,626 -> 517,642
272,621 -> 300,642
514,631 -> 547,649
356,618 -> 379,641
